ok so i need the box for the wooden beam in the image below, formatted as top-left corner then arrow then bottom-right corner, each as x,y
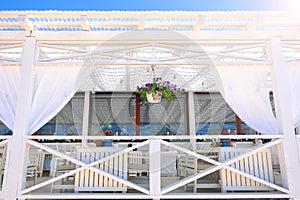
136,94 -> 141,136
2,37 -> 36,200
27,30 -> 300,42
82,91 -> 91,145
235,115 -> 242,135
80,15 -> 90,31
149,140 -> 161,196
138,15 -> 146,31
192,15 -> 205,32
18,15 -> 34,33
270,37 -> 300,199
187,92 -> 196,148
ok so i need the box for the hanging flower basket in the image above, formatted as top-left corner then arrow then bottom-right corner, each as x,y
135,77 -> 185,105
146,93 -> 162,103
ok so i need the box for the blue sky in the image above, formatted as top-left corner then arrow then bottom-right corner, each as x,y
0,0 -> 299,11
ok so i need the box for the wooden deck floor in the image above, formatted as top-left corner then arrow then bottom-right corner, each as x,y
22,173 -> 288,200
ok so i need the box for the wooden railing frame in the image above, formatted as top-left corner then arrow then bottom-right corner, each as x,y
0,134 -> 289,199
21,139 -> 150,195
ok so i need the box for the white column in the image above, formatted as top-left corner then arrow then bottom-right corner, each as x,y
188,91 -> 196,149
2,37 -> 36,200
270,37 -> 300,199
149,139 -> 161,199
82,91 -> 90,146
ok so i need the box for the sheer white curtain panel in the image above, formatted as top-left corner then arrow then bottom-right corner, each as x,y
0,66 -> 20,131
216,65 -> 279,134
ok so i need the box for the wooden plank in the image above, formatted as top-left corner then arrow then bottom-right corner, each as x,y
114,155 -> 119,188
262,150 -> 269,182
103,152 -> 109,188
266,149 -> 274,184
244,155 -> 251,187
74,152 -> 80,192
89,151 -> 95,188
219,147 -> 276,192
20,192 -> 291,199
84,152 -> 91,188
257,151 -> 264,188
123,153 -> 128,180
79,152 -> 86,188
252,151 -> 259,187
220,149 -> 226,193
239,152 -> 246,187
248,154 -> 255,187
234,152 -> 241,188
230,152 -> 237,188
74,147 -> 128,192
226,152 -> 232,188
99,152 -> 104,187
108,153 -> 114,187
94,152 -> 99,187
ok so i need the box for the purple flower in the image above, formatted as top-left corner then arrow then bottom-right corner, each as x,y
135,77 -> 185,105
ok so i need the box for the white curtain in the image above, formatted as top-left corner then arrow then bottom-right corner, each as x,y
0,66 -> 20,130
28,65 -> 92,135
216,65 -> 279,134
288,65 -> 300,128
54,95 -> 84,136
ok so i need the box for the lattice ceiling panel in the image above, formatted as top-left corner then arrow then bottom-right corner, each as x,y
0,43 -> 23,63
2,11 -> 300,32
76,42 -> 243,92
79,64 -> 218,92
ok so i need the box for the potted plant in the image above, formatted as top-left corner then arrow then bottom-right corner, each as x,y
135,77 -> 185,105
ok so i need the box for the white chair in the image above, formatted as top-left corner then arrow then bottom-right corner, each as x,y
178,145 -> 220,193
161,151 -> 177,177
26,165 -> 38,184
27,147 -> 43,184
128,151 -> 148,177
51,157 -> 76,192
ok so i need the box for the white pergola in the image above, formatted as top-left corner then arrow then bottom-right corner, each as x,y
1,11 -> 300,200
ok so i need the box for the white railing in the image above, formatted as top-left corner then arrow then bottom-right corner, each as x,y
0,135 -> 291,199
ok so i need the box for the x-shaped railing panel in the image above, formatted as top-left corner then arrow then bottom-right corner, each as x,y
21,139 -> 150,195
21,138 -> 288,196
161,139 -> 288,195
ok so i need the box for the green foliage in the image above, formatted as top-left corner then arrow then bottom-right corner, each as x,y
135,77 -> 185,105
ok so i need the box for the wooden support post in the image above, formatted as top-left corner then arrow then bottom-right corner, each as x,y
235,115 -> 242,135
188,91 -> 196,149
2,37 -> 36,200
82,91 -> 90,146
136,94 -> 141,136
270,37 -> 300,199
149,139 -> 161,198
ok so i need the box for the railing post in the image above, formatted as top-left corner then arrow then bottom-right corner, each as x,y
149,139 -> 161,199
